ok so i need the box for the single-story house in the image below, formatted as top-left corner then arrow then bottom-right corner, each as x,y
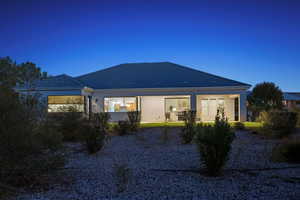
17,62 -> 251,122
283,92 -> 300,110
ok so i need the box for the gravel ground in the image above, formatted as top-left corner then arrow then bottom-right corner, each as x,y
13,128 -> 300,200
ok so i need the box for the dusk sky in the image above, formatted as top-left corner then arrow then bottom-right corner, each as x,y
1,0 -> 299,91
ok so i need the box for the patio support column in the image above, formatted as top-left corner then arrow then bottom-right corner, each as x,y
191,93 -> 197,111
88,96 -> 92,119
239,92 -> 247,122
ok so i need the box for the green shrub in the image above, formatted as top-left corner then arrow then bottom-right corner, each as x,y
194,109 -> 235,176
58,106 -> 84,141
116,120 -> 131,136
233,122 -> 245,130
84,124 -> 106,154
260,110 -> 297,138
271,140 -> 300,163
113,162 -> 131,193
127,111 -> 141,132
160,125 -> 170,144
92,112 -> 111,131
0,88 -> 65,188
291,107 -> 300,127
36,121 -> 63,151
180,110 -> 197,144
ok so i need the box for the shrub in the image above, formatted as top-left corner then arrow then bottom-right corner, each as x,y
36,120 -> 63,151
271,140 -> 300,163
291,107 -> 300,127
127,111 -> 141,132
260,110 -> 297,138
58,106 -> 84,141
115,120 -> 131,136
84,124 -> 106,154
92,112 -> 111,131
0,88 -> 65,188
113,162 -> 131,193
194,109 -> 235,176
233,122 -> 245,130
160,125 -> 170,144
180,110 -> 197,144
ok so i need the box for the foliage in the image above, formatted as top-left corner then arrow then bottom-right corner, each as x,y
113,162 -> 131,193
115,120 -> 131,136
92,112 -> 111,132
83,123 -> 106,154
291,107 -> 300,127
194,109 -> 235,176
127,111 -> 141,132
0,57 -> 17,87
271,140 -> 300,163
233,122 -> 245,130
0,87 -> 64,188
248,82 -> 283,121
160,125 -> 170,144
57,105 -> 85,141
260,110 -> 297,138
180,110 -> 197,144
0,56 -> 48,88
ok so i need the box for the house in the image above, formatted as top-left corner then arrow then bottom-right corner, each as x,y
283,92 -> 300,110
17,62 -> 251,122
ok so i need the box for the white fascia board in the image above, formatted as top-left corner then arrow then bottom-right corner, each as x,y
92,85 -> 251,93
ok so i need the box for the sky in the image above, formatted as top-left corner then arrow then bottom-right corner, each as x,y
1,0 -> 300,91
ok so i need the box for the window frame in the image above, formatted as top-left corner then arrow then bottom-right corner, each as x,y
47,95 -> 85,113
103,96 -> 138,113
164,97 -> 191,113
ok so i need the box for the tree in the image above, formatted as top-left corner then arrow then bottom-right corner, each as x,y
0,57 -> 48,88
248,82 -> 283,120
18,62 -> 48,87
0,57 -> 17,88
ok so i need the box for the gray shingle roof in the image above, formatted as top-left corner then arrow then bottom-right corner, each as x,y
76,62 -> 250,89
17,74 -> 84,90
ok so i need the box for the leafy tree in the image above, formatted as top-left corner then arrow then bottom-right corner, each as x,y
248,82 -> 283,120
18,62 -> 48,86
0,57 -> 17,88
0,57 -> 48,88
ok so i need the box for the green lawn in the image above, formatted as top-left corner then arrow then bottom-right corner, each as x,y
139,121 -> 262,129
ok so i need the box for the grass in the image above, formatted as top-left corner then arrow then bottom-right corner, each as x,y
139,121 -> 262,130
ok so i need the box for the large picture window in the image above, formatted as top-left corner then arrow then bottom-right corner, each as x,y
48,96 -> 84,112
104,97 -> 137,112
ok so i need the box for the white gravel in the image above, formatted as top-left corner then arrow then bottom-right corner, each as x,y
13,128 -> 300,200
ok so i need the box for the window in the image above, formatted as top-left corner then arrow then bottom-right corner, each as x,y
48,96 -> 84,112
165,98 -> 190,112
104,97 -> 137,112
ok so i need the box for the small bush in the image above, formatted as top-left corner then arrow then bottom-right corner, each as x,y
84,124 -> 106,154
180,110 -> 197,144
260,110 -> 297,138
233,122 -> 245,130
271,140 -> 300,163
127,111 -> 141,132
291,107 -> 300,127
194,109 -> 235,176
160,125 -> 170,144
92,112 -> 111,131
36,121 -> 63,151
58,106 -> 84,141
115,120 -> 131,136
113,163 -> 131,193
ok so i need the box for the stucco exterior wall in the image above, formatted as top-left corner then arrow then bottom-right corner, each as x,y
89,87 -> 249,122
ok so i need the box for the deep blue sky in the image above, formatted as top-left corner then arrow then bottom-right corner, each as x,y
1,0 -> 299,91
